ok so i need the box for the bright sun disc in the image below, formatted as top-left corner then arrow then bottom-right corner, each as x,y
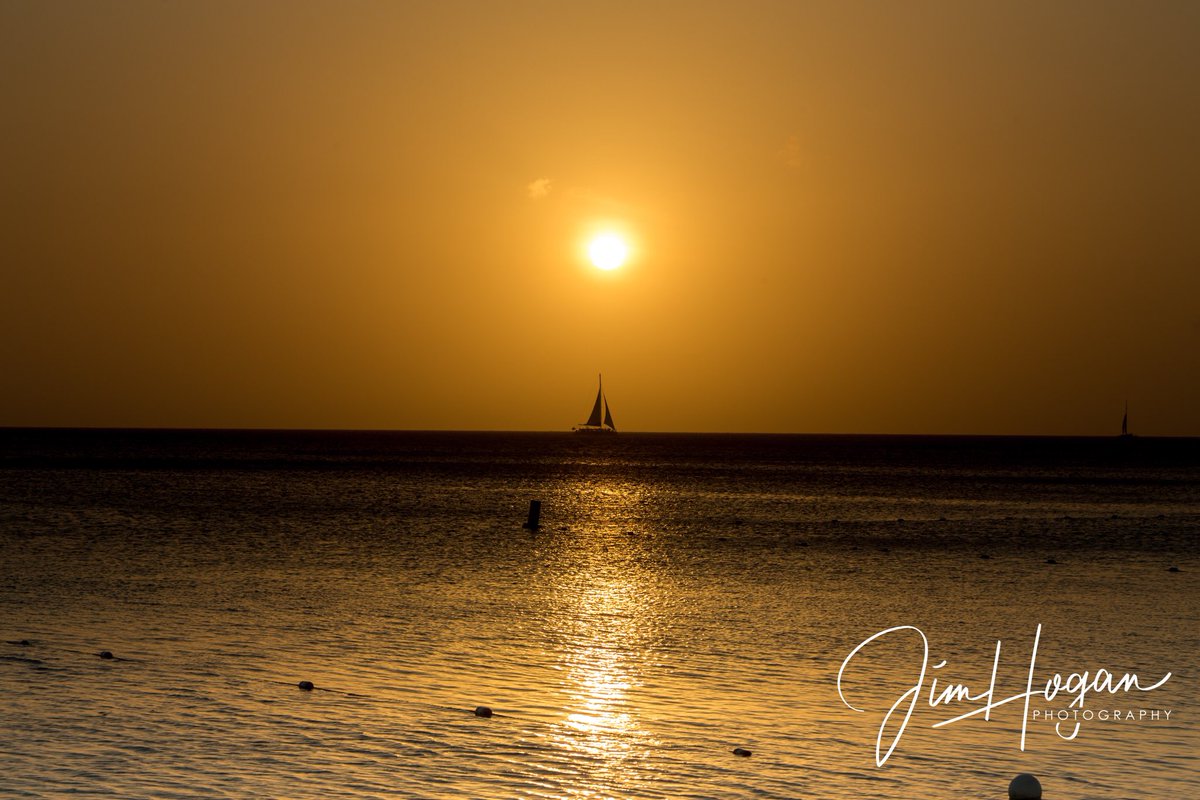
588,234 -> 628,270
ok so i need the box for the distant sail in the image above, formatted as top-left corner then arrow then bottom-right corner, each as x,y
603,395 -> 615,431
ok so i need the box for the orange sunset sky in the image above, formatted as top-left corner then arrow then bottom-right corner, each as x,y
3,1 -> 1198,435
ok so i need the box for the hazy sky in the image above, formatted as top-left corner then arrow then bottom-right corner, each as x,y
3,1 -> 1198,434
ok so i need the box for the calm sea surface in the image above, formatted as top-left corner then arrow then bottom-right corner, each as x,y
1,430 -> 1197,799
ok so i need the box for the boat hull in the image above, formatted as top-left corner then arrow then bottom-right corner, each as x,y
572,425 -> 616,434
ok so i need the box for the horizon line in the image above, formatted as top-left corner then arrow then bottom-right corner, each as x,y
1,425 -> 1194,440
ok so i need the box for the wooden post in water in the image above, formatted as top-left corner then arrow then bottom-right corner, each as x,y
523,500 -> 541,529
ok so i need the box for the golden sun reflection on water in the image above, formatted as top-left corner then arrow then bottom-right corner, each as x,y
539,478 -> 667,789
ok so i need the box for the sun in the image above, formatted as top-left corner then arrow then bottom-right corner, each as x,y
587,233 -> 629,271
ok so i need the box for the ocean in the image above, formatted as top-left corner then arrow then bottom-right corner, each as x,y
1,429 -> 1196,799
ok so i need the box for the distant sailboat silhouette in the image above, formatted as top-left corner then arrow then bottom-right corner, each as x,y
573,374 -> 617,433
1119,401 -> 1134,439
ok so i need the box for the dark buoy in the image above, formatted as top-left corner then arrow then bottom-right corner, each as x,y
732,747 -> 752,757
1168,566 -> 1180,573
298,680 -> 315,691
98,651 -> 114,660
1046,558 -> 1058,565
1008,772 -> 1042,799
522,500 -> 541,530
474,705 -> 493,718
980,553 -> 991,560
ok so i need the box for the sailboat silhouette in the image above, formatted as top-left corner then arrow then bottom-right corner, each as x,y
573,374 -> 617,433
1119,401 -> 1134,439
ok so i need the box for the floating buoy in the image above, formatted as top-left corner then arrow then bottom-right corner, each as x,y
474,706 -> 493,718
980,553 -> 991,560
99,651 -> 114,660
522,500 -> 541,530
1167,566 -> 1180,573
732,747 -> 752,757
298,680 -> 314,691
1008,772 -> 1042,799
1046,558 -> 1058,565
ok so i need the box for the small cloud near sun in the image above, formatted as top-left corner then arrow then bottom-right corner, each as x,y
779,135 -> 804,169
527,177 -> 553,199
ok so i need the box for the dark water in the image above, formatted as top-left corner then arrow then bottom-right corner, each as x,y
1,430 -> 1197,798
